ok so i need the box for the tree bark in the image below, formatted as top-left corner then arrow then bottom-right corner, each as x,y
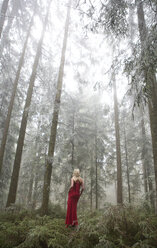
27,171 -> 34,207
136,0 -> 157,212
90,151 -> 94,210
32,170 -> 39,210
0,10 -> 35,176
41,0 -> 71,216
140,109 -> 155,207
140,111 -> 148,197
27,120 -> 41,207
0,0 -> 10,39
94,118 -> 98,209
6,0 -> 52,207
71,109 -> 75,169
123,122 -> 131,203
113,72 -> 123,204
64,174 -> 68,211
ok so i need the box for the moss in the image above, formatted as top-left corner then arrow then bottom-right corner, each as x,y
0,205 -> 157,248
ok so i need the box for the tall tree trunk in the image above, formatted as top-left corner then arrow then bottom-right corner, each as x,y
113,72 -> 123,204
90,152 -> 93,210
147,164 -> 155,209
94,119 -> 98,209
140,111 -> 148,197
0,10 -> 35,176
27,120 -> 41,207
32,169 -> 39,210
140,109 -> 155,208
41,0 -> 71,216
123,122 -> 131,203
0,0 -> 10,39
136,0 -> 157,212
71,109 -> 75,169
6,0 -> 52,208
27,170 -> 34,207
64,174 -> 68,211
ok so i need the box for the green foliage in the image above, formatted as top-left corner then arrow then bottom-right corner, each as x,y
80,0 -> 128,37
100,0 -> 128,37
0,205 -> 157,248
36,203 -> 66,219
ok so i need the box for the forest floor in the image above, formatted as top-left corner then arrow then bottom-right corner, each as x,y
0,204 -> 157,248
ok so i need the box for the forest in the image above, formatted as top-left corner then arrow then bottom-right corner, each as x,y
0,0 -> 157,247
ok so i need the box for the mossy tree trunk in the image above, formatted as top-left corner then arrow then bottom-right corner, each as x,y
41,0 -> 71,216
113,72 -> 123,205
136,0 -> 157,212
140,110 -> 155,207
141,112 -> 148,197
6,0 -> 52,207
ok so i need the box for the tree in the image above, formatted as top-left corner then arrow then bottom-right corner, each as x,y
112,69 -> 123,204
123,120 -> 131,203
136,0 -> 157,211
6,0 -> 52,207
41,0 -> 71,215
0,7 -> 36,176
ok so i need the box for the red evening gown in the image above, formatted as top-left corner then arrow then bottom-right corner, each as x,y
65,180 -> 82,227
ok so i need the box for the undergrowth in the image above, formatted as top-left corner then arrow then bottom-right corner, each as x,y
0,204 -> 157,248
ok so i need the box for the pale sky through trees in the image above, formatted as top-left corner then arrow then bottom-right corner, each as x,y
31,0 -> 127,106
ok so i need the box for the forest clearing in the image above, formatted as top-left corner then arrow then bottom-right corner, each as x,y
0,0 -> 157,247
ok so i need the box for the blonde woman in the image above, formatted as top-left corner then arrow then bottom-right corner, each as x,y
65,169 -> 84,227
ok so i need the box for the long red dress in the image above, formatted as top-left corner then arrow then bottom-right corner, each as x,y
65,180 -> 82,227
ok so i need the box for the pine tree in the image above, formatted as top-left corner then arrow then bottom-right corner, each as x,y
136,0 -> 157,212
0,7 -> 36,176
112,69 -> 123,204
41,0 -> 71,215
6,0 -> 52,207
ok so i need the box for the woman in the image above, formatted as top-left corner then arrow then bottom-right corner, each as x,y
65,169 -> 84,227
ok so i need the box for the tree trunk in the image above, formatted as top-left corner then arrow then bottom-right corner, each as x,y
27,171 -> 34,207
32,171 -> 39,210
140,110 -> 155,208
113,72 -> 123,204
27,119 -> 41,207
90,152 -> 93,210
136,0 -> 157,212
71,110 -> 75,169
140,111 -> 148,197
41,0 -> 71,216
95,119 -> 98,209
64,174 -> 68,211
6,0 -> 52,207
0,0 -> 10,39
0,10 -> 35,176
123,122 -> 131,203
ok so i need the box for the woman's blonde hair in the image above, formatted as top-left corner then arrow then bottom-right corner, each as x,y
72,168 -> 82,182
